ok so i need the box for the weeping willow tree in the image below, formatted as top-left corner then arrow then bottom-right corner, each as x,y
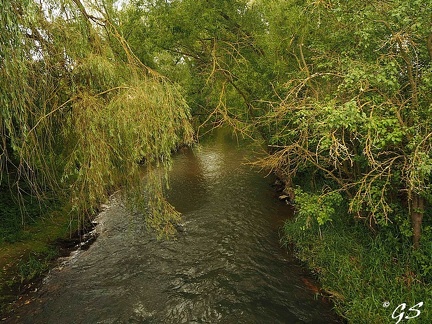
0,0 -> 194,235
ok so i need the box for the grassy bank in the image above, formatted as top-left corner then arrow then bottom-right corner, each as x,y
283,198 -> 432,323
0,191 -> 81,316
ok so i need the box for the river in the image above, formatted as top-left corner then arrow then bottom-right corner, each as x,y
5,128 -> 342,323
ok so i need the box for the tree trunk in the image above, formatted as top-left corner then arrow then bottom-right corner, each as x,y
411,193 -> 425,249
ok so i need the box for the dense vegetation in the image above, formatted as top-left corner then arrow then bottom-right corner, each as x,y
1,0 -> 431,322
1,0 -> 193,235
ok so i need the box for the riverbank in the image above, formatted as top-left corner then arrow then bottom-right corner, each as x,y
282,194 -> 432,323
0,199 -> 97,318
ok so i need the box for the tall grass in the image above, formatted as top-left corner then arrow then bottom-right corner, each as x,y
283,204 -> 432,323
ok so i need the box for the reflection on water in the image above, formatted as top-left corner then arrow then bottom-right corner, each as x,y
200,150 -> 223,180
6,128 -> 343,324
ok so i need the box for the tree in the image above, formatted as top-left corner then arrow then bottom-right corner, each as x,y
119,0 -> 274,132
256,0 -> 432,248
0,0 -> 193,235
114,0 -> 432,246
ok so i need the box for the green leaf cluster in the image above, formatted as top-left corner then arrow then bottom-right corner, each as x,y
293,188 -> 343,230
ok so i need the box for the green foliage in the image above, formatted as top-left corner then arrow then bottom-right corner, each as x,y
293,188 -> 343,229
256,0 -> 432,248
0,0 -> 194,234
2,0 -> 432,320
0,188 -> 47,243
112,1 -> 431,243
284,210 -> 432,323
17,250 -> 57,284
121,0 -> 274,128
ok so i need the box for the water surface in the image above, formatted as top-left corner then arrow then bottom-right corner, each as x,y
6,129 -> 342,323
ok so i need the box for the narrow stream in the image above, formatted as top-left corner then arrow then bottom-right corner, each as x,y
6,129 -> 342,323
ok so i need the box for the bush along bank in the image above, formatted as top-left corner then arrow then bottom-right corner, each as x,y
282,187 -> 432,324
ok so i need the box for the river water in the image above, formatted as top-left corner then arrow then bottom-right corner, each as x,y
6,129 -> 342,323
